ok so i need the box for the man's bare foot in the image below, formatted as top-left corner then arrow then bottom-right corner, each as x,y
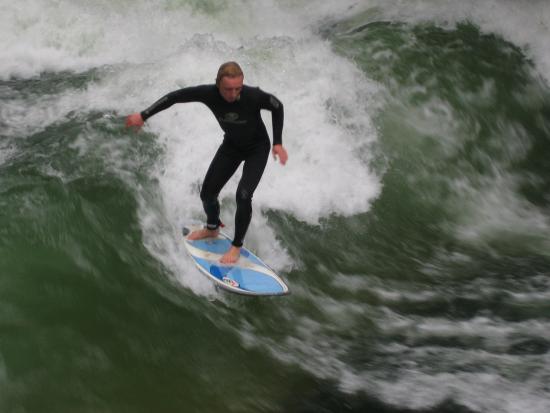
187,228 -> 219,241
220,246 -> 241,264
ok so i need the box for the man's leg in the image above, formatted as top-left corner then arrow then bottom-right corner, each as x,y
233,143 -> 270,247
219,143 -> 269,264
188,144 -> 241,240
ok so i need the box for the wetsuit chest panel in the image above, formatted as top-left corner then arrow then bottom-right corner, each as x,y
207,87 -> 268,147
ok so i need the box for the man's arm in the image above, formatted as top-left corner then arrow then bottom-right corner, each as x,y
259,89 -> 287,164
259,90 -> 284,146
125,85 -> 210,128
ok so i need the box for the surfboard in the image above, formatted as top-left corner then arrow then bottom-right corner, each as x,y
182,225 -> 290,296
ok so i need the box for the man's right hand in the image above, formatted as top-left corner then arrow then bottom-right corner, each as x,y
125,113 -> 144,129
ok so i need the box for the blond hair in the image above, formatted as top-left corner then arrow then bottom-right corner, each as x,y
216,61 -> 244,87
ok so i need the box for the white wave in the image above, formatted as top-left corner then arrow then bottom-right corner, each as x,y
5,3 -> 549,412
0,0 -> 382,296
452,170 -> 550,255
0,144 -> 15,166
380,313 -> 550,345
331,273 -> 439,302
324,0 -> 550,255
0,0 -> 311,80
1,90 -> 86,137
117,24 -> 380,294
376,368 -> 550,413
278,0 -> 550,86
241,299 -> 550,413
343,0 -> 550,86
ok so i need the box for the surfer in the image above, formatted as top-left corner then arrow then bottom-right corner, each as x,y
125,61 -> 287,264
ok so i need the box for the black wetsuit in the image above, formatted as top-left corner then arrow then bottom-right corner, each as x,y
141,84 -> 284,247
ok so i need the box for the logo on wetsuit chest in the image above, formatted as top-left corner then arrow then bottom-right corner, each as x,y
220,112 -> 247,125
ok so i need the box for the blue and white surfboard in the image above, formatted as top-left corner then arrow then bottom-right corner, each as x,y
182,225 -> 290,296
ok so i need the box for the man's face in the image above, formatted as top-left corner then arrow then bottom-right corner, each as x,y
219,75 -> 243,103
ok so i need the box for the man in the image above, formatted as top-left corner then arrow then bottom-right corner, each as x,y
125,61 -> 288,264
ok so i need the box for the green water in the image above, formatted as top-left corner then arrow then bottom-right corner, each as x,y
1,2 -> 550,412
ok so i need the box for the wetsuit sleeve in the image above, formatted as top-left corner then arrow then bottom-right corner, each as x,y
259,90 -> 284,146
140,85 -> 209,121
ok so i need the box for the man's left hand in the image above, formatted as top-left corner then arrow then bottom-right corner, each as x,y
272,144 -> 288,165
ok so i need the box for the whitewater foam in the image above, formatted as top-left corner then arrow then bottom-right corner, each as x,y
95,10 -> 382,294
246,300 -> 550,413
3,2 -> 550,412
339,0 -> 550,86
0,0 -> 383,298
452,170 -> 550,256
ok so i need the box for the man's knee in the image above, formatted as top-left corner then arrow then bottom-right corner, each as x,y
236,188 -> 252,206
